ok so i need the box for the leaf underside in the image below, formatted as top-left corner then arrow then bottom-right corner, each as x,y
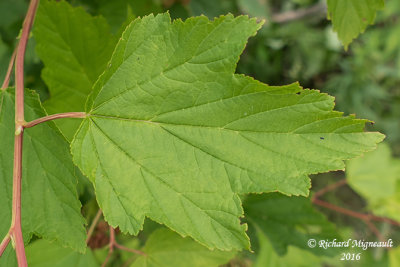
0,88 -> 86,253
71,13 -> 384,250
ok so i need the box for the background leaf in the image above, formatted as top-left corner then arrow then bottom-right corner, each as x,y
33,0 -> 117,140
0,0 -> 27,30
253,229 -> 323,267
237,0 -> 269,21
26,239 -> 98,267
244,193 -> 340,256
327,0 -> 384,48
187,0 -> 238,19
0,88 -> 86,252
71,0 -> 163,33
346,142 -> 400,221
131,228 -> 235,267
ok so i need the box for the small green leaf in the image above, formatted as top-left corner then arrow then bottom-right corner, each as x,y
327,0 -> 384,49
71,13 -> 383,250
347,143 -> 400,221
244,193 -> 340,256
26,239 -> 98,267
33,0 -> 116,140
253,230 -> 322,267
131,228 -> 235,267
0,88 -> 86,252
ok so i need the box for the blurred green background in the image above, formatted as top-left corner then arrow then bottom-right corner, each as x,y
0,0 -> 399,266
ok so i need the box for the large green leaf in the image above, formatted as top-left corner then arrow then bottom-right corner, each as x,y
347,143 -> 400,221
71,13 -> 383,250
33,0 -> 116,140
244,193 -> 340,256
327,0 -> 384,49
26,240 -> 98,267
131,228 -> 234,267
0,88 -> 86,252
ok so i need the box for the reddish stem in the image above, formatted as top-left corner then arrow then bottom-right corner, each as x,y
312,179 -> 400,244
312,198 -> 400,227
0,0 -> 40,266
1,49 -> 17,90
24,112 -> 87,128
368,215 -> 400,227
10,133 -> 26,267
101,227 -> 115,267
101,227 -> 146,267
313,198 -> 396,243
313,198 -> 368,220
312,179 -> 347,200
1,2 -> 85,263
0,233 -> 11,257
86,209 -> 103,244
15,0 -> 39,123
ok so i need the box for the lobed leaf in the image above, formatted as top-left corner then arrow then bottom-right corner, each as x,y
71,13 -> 383,250
0,88 -> 86,252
